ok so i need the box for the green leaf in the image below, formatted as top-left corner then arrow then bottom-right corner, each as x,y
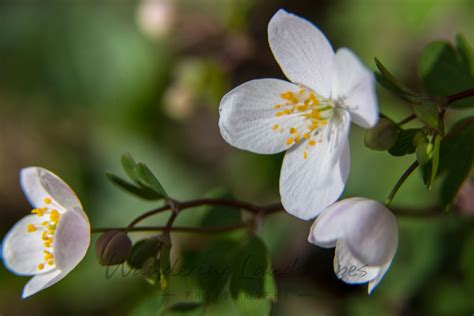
430,134 -> 441,188
129,294 -> 165,316
374,58 -> 421,103
419,38 -> 474,109
439,117 -> 474,207
233,293 -> 271,316
160,303 -> 204,316
197,239 -> 239,302
159,234 -> 172,290
229,236 -> 277,301
106,173 -> 163,200
121,153 -> 140,182
412,101 -> 439,128
135,163 -> 168,198
388,129 -> 422,156
200,190 -> 242,228
128,239 -> 161,270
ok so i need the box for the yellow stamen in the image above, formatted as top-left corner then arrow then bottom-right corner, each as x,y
37,263 -> 45,271
272,124 -> 279,131
27,224 -> 37,233
286,138 -> 294,145
289,127 -> 297,134
44,197 -> 52,205
309,140 -> 316,146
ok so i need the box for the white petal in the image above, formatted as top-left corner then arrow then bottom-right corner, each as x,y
268,9 -> 334,97
280,109 -> 351,220
333,240 -> 380,284
343,199 -> 398,266
308,198 -> 365,248
219,78 -> 304,154
332,48 -> 378,128
368,259 -> 393,294
53,209 -> 90,272
22,269 -> 64,299
2,215 -> 55,276
20,167 -> 83,213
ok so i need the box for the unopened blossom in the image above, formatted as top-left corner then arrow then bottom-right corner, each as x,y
219,10 -> 378,219
2,167 -> 90,298
308,198 -> 398,293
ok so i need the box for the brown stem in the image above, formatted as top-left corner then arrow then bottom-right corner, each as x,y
92,223 -> 249,234
386,161 -> 420,205
397,114 -> 417,126
446,87 -> 474,105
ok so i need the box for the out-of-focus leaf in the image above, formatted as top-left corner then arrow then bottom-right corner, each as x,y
439,117 -> 474,208
200,189 -> 242,228
160,302 -> 204,316
374,58 -> 422,103
136,163 -> 168,198
106,172 -> 163,200
122,153 -> 140,182
129,294 -> 165,316
229,235 -> 277,301
160,233 -> 172,290
430,135 -> 441,188
388,129 -> 422,156
128,239 -> 161,270
419,38 -> 474,109
197,239 -> 239,302
461,230 -> 474,286
412,101 -> 439,128
233,293 -> 271,316
456,33 -> 474,76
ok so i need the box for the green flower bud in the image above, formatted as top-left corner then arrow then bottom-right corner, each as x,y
364,118 -> 398,151
416,141 -> 433,166
95,231 -> 132,266
128,238 -> 161,269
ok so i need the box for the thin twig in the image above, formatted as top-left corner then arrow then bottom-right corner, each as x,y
397,114 -> 417,126
92,223 -> 249,234
446,87 -> 474,105
385,161 -> 420,205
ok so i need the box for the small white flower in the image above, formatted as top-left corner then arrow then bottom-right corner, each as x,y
2,167 -> 90,298
219,9 -> 378,219
308,198 -> 398,293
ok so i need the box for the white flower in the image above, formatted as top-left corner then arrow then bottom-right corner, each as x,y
308,198 -> 398,293
2,167 -> 90,298
218,9 -> 378,220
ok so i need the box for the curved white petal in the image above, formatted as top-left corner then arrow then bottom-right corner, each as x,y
343,199 -> 398,266
280,109 -> 351,220
368,259 -> 394,294
308,198 -> 366,248
2,215 -> 55,276
53,209 -> 90,272
268,9 -> 334,97
20,167 -> 83,214
219,78 -> 304,154
332,48 -> 378,128
333,240 -> 380,284
22,269 -> 64,299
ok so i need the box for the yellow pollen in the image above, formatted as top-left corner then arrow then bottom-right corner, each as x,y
27,224 -> 37,233
309,140 -> 316,146
42,232 -> 51,241
44,241 -> 52,248
304,151 -> 308,160
272,124 -> 279,131
289,127 -> 297,134
50,210 -> 60,222
44,252 -> 53,261
286,138 -> 294,145
44,197 -> 52,205
303,133 -> 310,139
37,263 -> 45,271
48,260 -> 54,266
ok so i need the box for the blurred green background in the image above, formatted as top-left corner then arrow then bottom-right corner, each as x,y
1,0 -> 474,315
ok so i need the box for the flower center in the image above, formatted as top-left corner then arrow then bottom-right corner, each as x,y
26,197 -> 61,271
272,86 -> 334,159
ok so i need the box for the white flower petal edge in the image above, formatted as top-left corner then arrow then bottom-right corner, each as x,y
308,198 -> 398,293
268,9 -> 334,97
218,9 -> 378,220
2,167 -> 91,299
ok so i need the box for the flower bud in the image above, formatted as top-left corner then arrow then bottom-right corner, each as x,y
128,238 -> 161,269
364,118 -> 398,151
95,231 -> 132,266
416,140 -> 433,166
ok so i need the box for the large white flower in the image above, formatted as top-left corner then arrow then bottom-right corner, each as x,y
219,9 -> 378,219
2,167 -> 90,298
308,198 -> 398,293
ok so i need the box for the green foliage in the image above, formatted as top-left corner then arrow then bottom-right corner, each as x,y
160,234 -> 172,290
412,101 -> 439,128
419,34 -> 474,108
438,117 -> 474,208
374,58 -> 422,103
106,153 -> 168,200
128,239 -> 162,270
388,129 -> 422,156
129,294 -> 165,316
161,302 -> 205,316
199,190 -> 242,228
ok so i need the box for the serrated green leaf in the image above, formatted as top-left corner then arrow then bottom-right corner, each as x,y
106,173 -> 163,200
439,117 -> 474,207
121,153 -> 140,182
135,163 -> 168,198
388,129 -> 421,156
419,39 -> 474,108
412,101 -> 439,128
229,236 -> 277,301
